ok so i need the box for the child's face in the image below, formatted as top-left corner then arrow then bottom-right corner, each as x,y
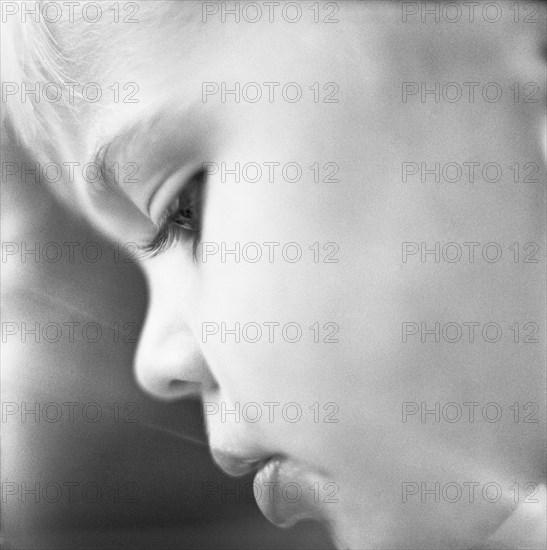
73,3 -> 544,548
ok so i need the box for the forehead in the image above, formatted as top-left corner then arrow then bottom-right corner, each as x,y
82,2 -> 365,91
62,0 -> 539,129
62,1 -> 376,154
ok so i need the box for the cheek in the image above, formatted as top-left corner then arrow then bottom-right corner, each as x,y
195,253 -> 345,401
192,178 -> 359,458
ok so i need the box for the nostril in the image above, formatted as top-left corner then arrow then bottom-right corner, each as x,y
167,380 -> 202,399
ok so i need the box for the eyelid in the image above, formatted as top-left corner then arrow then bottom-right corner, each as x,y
148,164 -> 203,225
136,168 -> 205,260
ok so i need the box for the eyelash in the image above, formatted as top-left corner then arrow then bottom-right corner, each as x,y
139,170 -> 204,260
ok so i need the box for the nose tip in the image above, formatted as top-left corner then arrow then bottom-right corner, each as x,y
134,252 -> 217,401
135,329 -> 215,401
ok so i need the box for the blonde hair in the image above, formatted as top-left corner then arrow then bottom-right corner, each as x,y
1,1 -> 197,208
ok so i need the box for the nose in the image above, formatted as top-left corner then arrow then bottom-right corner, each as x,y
134,259 -> 216,401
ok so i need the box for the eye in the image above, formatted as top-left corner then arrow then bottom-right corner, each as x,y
140,169 -> 205,259
169,181 -> 201,233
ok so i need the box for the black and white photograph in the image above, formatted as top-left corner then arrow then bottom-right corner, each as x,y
1,1 -> 546,548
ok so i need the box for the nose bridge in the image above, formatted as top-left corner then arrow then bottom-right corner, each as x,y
134,258 -> 213,400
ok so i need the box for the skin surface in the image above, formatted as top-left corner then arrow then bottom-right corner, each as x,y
14,2 -> 545,548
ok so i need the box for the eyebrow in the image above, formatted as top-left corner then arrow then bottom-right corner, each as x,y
89,116 -> 157,202
89,101 -> 214,205
85,102 -> 215,258
92,141 -> 122,195
81,106 -> 183,250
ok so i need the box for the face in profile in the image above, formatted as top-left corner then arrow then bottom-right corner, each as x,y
12,1 -> 545,548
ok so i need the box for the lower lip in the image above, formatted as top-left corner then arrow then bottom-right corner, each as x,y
253,457 -> 334,529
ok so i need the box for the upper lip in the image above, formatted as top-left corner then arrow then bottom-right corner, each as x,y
211,448 -> 272,477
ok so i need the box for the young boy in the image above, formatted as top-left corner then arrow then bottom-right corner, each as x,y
2,1 -> 545,548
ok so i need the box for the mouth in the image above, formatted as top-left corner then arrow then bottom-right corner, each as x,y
210,447 -> 268,477
211,448 -> 335,530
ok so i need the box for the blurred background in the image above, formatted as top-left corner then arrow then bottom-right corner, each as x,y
1,137 -> 334,549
